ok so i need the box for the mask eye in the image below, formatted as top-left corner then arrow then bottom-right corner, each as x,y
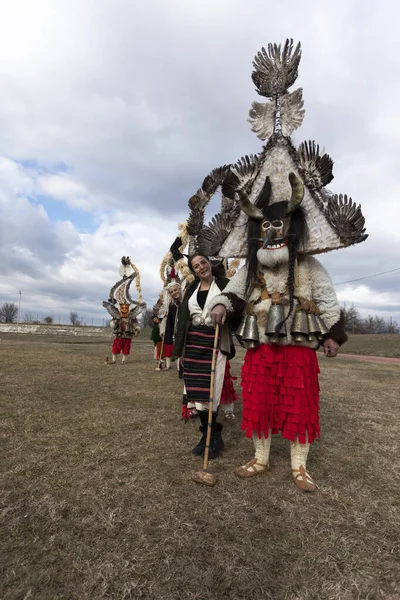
272,220 -> 283,228
261,221 -> 271,231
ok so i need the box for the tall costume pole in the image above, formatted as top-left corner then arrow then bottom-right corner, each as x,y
193,323 -> 219,487
155,303 -> 169,371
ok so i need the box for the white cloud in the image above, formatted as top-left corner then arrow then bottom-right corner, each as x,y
37,174 -> 92,211
0,0 -> 399,324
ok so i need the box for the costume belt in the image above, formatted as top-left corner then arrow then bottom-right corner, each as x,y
191,315 -> 213,327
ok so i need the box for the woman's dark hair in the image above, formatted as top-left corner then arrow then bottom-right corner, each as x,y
245,178 -> 272,297
187,254 -> 226,278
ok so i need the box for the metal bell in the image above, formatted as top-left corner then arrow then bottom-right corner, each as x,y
291,310 -> 308,342
307,313 -> 320,341
315,314 -> 330,339
242,314 -> 260,349
235,315 -> 247,342
266,304 -> 287,337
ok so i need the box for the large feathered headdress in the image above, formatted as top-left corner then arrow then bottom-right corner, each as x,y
102,256 -> 147,320
179,39 -> 367,259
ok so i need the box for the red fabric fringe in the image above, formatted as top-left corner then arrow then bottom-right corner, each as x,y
240,345 -> 320,444
220,360 -> 239,405
163,343 -> 173,357
111,338 -> 132,356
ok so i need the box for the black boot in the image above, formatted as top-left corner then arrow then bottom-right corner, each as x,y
206,415 -> 224,460
192,411 -> 208,456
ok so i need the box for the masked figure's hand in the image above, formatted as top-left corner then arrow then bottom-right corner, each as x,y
323,338 -> 339,358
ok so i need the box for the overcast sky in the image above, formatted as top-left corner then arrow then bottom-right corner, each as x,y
0,0 -> 399,326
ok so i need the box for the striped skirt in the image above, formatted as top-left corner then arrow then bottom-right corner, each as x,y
183,324 -> 225,407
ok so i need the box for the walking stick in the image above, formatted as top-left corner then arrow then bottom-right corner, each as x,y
193,323 -> 219,487
155,306 -> 169,371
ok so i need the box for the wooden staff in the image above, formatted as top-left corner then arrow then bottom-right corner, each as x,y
155,306 -> 169,371
193,323 -> 219,487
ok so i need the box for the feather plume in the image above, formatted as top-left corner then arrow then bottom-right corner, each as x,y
102,301 -> 120,320
326,194 -> 368,245
280,88 -> 305,135
249,88 -> 304,140
222,155 -> 259,199
252,39 -> 301,98
187,189 -> 209,236
298,140 -> 334,189
196,211 -> 240,257
248,100 -> 275,140
202,165 -> 230,195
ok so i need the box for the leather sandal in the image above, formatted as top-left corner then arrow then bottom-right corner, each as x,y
292,465 -> 316,492
235,458 -> 269,478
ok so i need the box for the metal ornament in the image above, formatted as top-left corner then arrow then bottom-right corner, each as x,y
235,315 -> 247,343
266,304 -> 287,338
242,315 -> 260,349
307,312 -> 320,341
315,315 -> 330,338
291,310 -> 308,342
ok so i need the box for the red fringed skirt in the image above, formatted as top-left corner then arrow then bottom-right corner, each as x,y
163,344 -> 173,358
112,337 -> 132,356
241,344 -> 320,444
220,360 -> 239,405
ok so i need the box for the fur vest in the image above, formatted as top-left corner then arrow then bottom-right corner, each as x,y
208,255 -> 347,348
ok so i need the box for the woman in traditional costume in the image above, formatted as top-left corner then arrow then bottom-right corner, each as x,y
173,254 -> 238,459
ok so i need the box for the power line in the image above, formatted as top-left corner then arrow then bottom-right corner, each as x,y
0,266 -> 399,300
334,267 -> 400,286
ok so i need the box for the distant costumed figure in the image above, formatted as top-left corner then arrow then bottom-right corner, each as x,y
103,256 -> 146,364
188,39 -> 368,491
150,314 -> 163,365
153,255 -> 184,371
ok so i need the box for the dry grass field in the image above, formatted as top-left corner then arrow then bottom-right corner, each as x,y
1,333 -> 399,600
341,334 -> 400,358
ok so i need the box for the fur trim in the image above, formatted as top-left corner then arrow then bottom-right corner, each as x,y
208,256 -> 340,348
207,294 -> 234,313
326,310 -> 348,346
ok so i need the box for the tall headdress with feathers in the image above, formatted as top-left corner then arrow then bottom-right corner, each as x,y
102,256 -> 147,321
179,39 -> 367,259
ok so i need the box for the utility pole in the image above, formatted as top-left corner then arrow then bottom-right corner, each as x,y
17,290 -> 22,331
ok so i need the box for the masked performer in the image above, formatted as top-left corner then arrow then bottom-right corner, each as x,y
103,256 -> 146,364
179,40 -> 367,490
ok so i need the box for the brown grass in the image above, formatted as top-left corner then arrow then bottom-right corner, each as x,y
1,334 -> 399,600
342,334 -> 400,357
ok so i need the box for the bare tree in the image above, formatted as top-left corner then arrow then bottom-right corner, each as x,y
342,304 -> 363,334
70,312 -> 79,326
387,319 -> 399,334
24,312 -> 34,323
0,302 -> 19,323
141,309 -> 154,328
43,316 -> 54,324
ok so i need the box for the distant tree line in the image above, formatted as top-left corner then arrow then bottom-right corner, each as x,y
0,304 -> 90,327
1,301 -> 398,334
342,304 -> 399,334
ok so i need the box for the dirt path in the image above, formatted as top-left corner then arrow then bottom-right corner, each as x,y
334,352 -> 400,365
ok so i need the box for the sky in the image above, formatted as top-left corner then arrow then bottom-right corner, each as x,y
0,0 -> 399,326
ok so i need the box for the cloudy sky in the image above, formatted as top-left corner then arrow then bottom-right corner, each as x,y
0,0 -> 399,325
